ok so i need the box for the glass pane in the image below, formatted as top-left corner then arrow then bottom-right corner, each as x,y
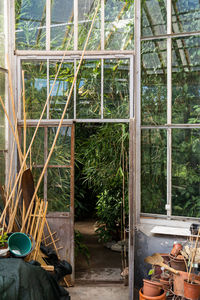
141,40 -> 167,125
76,60 -> 101,118
25,127 -> 44,166
0,37 -> 4,67
31,167 -> 44,199
48,127 -> 71,165
47,168 -> 71,212
15,0 -> 46,50
51,0 -> 74,50
0,152 -> 5,185
0,72 -> 5,128
141,129 -> 167,215
22,61 -> 47,119
49,61 -> 74,119
172,0 -> 200,33
141,0 -> 167,37
104,59 -> 129,119
172,129 -> 200,217
105,0 -> 134,50
172,36 -> 200,124
78,0 -> 101,50
0,0 -> 3,33
0,0 -> 4,67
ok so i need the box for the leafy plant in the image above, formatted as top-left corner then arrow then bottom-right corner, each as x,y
75,123 -> 129,242
0,230 -> 8,248
74,230 -> 90,265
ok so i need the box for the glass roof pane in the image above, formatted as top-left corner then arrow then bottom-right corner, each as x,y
141,0 -> 167,37
51,0 -> 74,50
78,0 -> 101,50
172,0 -> 200,33
105,0 -> 134,50
15,0 -> 46,50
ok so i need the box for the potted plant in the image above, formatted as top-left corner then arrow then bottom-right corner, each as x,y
0,230 -> 9,257
180,232 -> 200,300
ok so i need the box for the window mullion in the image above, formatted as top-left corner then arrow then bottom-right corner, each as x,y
74,0 -> 78,51
101,58 -> 103,119
44,126 -> 48,202
101,0 -> 104,50
167,0 -> 172,217
47,59 -> 50,119
74,59 -> 76,119
46,0 -> 51,51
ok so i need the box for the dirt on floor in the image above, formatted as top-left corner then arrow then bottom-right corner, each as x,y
70,219 -> 129,300
75,219 -> 123,282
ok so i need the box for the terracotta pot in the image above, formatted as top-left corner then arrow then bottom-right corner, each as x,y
184,279 -> 200,300
170,242 -> 182,257
159,279 -> 170,292
169,255 -> 186,271
173,271 -> 200,297
143,279 -> 162,297
139,288 -> 166,300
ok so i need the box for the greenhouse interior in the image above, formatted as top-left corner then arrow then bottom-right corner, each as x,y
0,0 -> 199,299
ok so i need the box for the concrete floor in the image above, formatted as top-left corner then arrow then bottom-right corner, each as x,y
68,284 -> 129,300
72,220 -> 129,299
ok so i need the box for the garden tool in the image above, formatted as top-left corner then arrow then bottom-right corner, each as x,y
145,253 -> 179,274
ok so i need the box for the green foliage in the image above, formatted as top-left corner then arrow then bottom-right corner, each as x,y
76,123 -> 129,242
0,230 -> 8,248
74,230 -> 90,265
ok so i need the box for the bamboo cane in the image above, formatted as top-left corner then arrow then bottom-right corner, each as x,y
33,202 -> 48,260
21,0 -> 100,232
45,219 -> 60,258
0,30 -> 80,226
188,229 -> 200,282
46,238 -> 60,247
22,70 -> 27,221
42,231 -> 57,242
29,200 -> 40,236
33,201 -> 44,242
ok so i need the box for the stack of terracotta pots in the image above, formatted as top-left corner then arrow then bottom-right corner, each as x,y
139,279 -> 166,300
169,242 -> 186,272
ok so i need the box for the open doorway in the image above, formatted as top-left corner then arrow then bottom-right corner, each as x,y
74,123 -> 129,284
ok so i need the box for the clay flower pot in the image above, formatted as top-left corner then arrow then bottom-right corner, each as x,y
184,279 -> 200,300
170,242 -> 182,257
173,271 -> 200,297
143,279 -> 162,297
169,255 -> 186,271
139,288 -> 166,300
159,279 -> 170,292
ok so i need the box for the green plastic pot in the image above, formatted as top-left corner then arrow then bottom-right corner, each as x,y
8,232 -> 34,258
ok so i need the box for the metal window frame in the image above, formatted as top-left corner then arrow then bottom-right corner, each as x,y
17,54 -> 134,123
140,0 -> 200,222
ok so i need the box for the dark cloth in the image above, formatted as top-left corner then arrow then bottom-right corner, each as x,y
0,258 -> 70,300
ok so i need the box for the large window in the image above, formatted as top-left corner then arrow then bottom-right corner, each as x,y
13,1 -> 200,220
18,56 -> 133,121
141,0 -> 200,218
15,0 -> 134,213
15,0 -> 134,51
